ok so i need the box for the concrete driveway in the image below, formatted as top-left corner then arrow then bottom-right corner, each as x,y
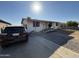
0,32 -> 60,58
0,29 -> 78,58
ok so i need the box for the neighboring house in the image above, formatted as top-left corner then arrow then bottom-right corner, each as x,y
21,17 -> 62,32
78,24 -> 79,28
0,19 -> 11,33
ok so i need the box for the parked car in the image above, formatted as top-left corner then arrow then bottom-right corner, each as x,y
0,26 -> 28,47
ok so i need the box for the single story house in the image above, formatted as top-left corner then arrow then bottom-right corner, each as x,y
0,19 -> 11,33
21,17 -> 62,32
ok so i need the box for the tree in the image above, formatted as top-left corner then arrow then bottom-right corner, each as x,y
66,21 -> 78,27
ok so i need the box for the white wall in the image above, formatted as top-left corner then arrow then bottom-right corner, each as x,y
23,20 -> 49,32
26,20 -> 34,32
34,22 -> 48,32
27,20 -> 48,32
51,22 -> 61,29
22,19 -> 61,32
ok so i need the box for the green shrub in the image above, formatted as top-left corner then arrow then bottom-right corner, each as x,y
66,21 -> 78,27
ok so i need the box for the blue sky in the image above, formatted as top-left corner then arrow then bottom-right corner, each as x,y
0,1 -> 79,25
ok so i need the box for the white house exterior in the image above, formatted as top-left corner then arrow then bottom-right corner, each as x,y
21,17 -> 62,32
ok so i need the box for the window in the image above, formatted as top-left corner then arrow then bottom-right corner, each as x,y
48,22 -> 52,28
33,21 -> 40,27
33,21 -> 36,27
56,22 -> 58,26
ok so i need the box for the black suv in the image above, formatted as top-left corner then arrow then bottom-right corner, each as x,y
0,26 -> 28,47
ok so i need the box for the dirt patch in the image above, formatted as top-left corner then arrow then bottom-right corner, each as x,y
62,30 -> 79,53
69,31 -> 79,43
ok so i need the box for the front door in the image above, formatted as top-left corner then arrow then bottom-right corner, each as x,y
48,22 -> 52,28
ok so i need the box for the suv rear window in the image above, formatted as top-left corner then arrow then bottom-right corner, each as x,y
3,27 -> 25,33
